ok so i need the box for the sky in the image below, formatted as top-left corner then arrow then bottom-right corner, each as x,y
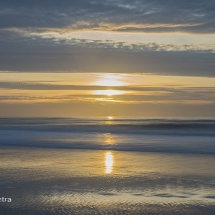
0,0 -> 215,117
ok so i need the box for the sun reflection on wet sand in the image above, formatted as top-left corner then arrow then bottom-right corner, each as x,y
1,148 -> 215,214
105,151 -> 114,174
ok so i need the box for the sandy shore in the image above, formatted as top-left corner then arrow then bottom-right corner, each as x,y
0,147 -> 215,214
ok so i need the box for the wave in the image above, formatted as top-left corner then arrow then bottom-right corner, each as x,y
0,118 -> 215,155
0,118 -> 215,136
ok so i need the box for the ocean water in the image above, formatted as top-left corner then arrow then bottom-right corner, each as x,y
0,118 -> 215,154
0,118 -> 215,214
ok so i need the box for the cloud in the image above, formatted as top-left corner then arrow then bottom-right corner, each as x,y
0,31 -> 215,76
8,30 -> 215,53
1,81 -> 215,105
0,80 -> 215,92
0,0 -> 215,33
0,1 -> 214,75
1,49 -> 215,76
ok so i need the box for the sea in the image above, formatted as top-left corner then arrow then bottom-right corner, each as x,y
0,118 -> 215,214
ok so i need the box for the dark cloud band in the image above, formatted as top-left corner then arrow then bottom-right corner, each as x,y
0,0 -> 215,33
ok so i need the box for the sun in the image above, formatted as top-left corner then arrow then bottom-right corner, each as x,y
95,74 -> 124,86
94,74 -> 125,96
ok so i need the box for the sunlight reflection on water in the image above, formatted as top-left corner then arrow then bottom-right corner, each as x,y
105,151 -> 114,174
1,148 -> 215,214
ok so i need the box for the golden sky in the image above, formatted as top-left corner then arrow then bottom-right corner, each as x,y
0,1 -> 215,117
1,73 -> 215,117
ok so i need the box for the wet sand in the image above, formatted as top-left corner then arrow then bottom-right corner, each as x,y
0,147 -> 215,214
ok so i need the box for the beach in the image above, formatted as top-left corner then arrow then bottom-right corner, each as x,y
0,118 -> 215,214
1,0 -> 215,214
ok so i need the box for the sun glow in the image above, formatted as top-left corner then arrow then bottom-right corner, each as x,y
95,74 -> 124,86
94,90 -> 123,96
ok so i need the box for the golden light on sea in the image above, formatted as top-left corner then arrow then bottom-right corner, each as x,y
103,133 -> 115,144
105,151 -> 114,174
